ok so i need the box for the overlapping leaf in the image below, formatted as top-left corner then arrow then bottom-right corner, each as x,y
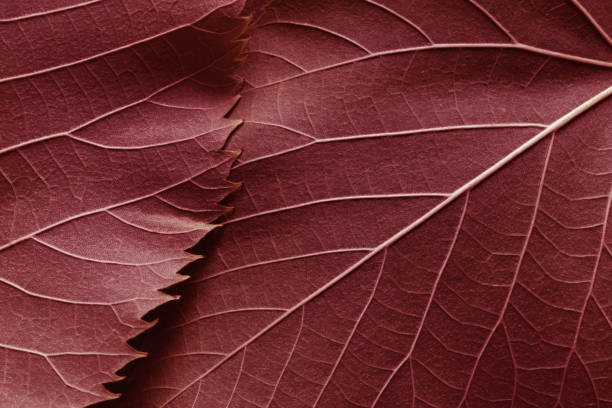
111,1 -> 612,407
0,1 -> 248,406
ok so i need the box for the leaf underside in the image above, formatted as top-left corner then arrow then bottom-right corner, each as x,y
0,1 -> 247,406
112,1 -> 612,408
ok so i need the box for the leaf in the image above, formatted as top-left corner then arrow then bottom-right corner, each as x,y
111,1 -> 612,407
0,1 -> 247,406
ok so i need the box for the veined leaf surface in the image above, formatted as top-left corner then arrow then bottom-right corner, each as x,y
0,1 -> 246,406
55,0 -> 612,407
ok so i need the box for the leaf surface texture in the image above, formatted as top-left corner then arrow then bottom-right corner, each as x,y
0,1 -> 246,406
113,1 -> 612,407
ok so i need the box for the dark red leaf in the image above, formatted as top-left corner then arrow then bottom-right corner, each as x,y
0,1 -> 246,406
114,1 -> 612,407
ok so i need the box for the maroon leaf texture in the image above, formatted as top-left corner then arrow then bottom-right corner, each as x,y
110,1 -> 612,407
0,1 -> 248,406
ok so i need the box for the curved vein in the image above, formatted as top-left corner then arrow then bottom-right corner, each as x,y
0,0 -> 102,23
0,2 -> 235,83
0,157 -> 232,251
234,123 -> 547,169
244,43 -> 612,93
225,193 -> 450,224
